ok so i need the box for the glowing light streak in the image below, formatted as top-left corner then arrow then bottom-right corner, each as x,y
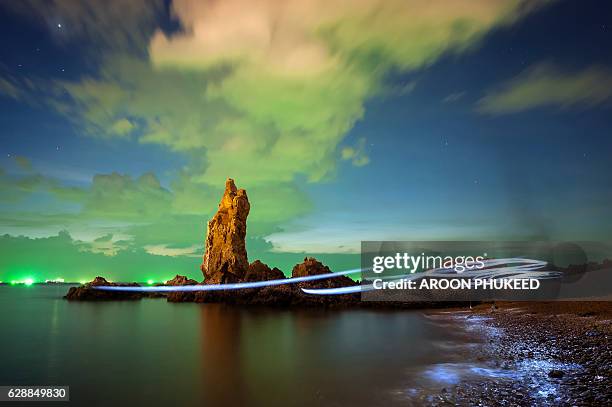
93,258 -> 559,296
94,268 -> 365,292
302,258 -> 557,295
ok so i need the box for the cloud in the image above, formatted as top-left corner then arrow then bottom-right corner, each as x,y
0,156 -> 311,255
0,162 -> 172,220
341,137 -> 370,167
110,118 -> 136,136
93,233 -> 113,242
0,231 -> 201,282
143,0 -> 540,184
144,243 -> 200,257
0,0 -> 547,261
1,0 -> 541,187
0,77 -> 23,100
85,234 -> 131,256
82,172 -> 173,219
0,165 -> 63,203
151,0 -> 542,74
443,92 -> 466,103
477,63 -> 612,114
0,229 -> 360,281
11,156 -> 33,172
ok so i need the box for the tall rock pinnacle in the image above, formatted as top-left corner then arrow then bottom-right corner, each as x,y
201,178 -> 250,284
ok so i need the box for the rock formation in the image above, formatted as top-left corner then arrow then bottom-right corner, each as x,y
291,257 -> 331,278
164,275 -> 198,286
292,257 -> 356,289
201,178 -> 250,284
65,276 -> 143,301
243,260 -> 285,282
65,179 -> 363,305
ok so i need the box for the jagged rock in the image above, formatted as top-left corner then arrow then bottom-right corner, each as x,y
243,260 -> 285,282
201,178 -> 250,284
91,276 -> 112,286
163,275 -> 199,302
292,257 -> 356,289
164,275 -> 198,286
292,257 -> 330,278
65,276 -> 143,301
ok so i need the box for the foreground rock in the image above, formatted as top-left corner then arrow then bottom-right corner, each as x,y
201,178 -> 250,284
65,277 -> 144,301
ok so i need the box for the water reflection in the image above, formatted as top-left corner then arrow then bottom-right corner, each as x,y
199,305 -> 247,405
194,306 -> 452,406
1,287 -> 490,406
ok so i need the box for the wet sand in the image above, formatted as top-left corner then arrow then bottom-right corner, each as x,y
423,302 -> 611,406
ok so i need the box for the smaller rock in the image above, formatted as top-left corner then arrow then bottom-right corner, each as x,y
292,257 -> 331,278
90,276 -> 111,286
292,257 -> 356,289
65,276 -> 143,301
164,275 -> 198,286
548,369 -> 565,379
164,275 -> 200,302
243,260 -> 285,282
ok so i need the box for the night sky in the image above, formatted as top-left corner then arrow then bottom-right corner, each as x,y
0,0 -> 611,282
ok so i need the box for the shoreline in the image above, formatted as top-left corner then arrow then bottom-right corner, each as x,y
426,302 -> 612,406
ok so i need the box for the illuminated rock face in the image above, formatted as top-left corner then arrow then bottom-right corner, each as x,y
291,257 -> 331,278
201,178 -> 250,284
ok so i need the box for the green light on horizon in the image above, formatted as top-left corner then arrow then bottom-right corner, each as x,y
147,279 -> 154,285
24,278 -> 34,286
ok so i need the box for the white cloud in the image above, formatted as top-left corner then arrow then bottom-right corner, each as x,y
478,63 -> 612,114
144,243 -> 201,257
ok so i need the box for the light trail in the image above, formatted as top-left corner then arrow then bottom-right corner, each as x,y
93,267 -> 365,292
302,258 -> 558,295
94,258 -> 559,296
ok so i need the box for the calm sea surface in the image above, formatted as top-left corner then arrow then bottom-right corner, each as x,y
0,285 -> 482,406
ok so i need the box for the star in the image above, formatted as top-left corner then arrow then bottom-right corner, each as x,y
57,23 -> 62,29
